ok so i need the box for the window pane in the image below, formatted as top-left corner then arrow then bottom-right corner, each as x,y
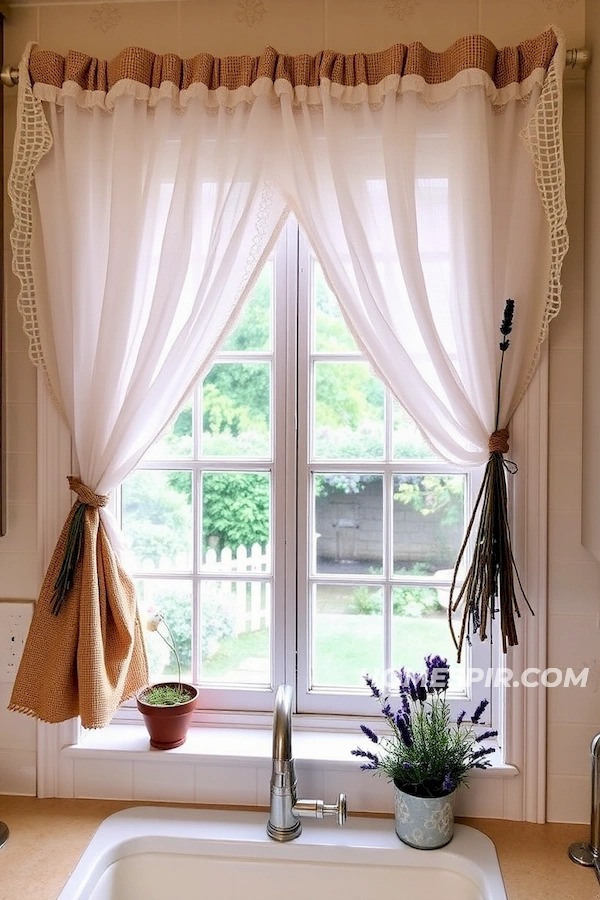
200,581 -> 270,685
201,472 -> 271,559
391,592 -> 466,694
142,398 -> 193,461
393,402 -> 436,460
122,470 -> 192,572
202,362 -> 271,458
136,578 -> 193,683
312,584 -> 382,688
313,362 -> 384,459
393,474 -> 465,574
312,261 -> 357,353
314,474 -> 383,575
221,262 -> 273,352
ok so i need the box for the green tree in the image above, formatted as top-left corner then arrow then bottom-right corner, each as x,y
202,472 -> 270,551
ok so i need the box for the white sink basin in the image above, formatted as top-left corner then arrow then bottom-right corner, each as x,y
57,806 -> 508,900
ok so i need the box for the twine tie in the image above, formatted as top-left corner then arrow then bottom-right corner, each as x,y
488,428 -> 509,455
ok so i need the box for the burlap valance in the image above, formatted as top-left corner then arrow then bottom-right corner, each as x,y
29,29 -> 557,94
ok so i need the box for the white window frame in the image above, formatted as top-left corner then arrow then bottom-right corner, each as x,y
33,240 -> 548,823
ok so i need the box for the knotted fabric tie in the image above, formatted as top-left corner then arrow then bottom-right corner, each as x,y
488,428 -> 509,455
51,477 -> 109,614
68,476 -> 108,508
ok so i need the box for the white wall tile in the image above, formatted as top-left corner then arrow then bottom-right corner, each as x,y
73,758 -> 133,799
548,614 -> 600,669
6,403 -> 36,455
195,763 -> 259,806
547,774 -> 590,824
0,749 -> 36,795
293,762 -> 325,804
0,686 -> 36,751
547,722 -> 598,777
133,761 -> 196,802
7,453 -> 37,505
0,503 -> 37,553
0,554 -> 39,598
325,766 -> 393,815
5,351 -> 36,404
548,562 -> 600,616
547,680 -> 600,728
548,510 -> 596,565
455,778 -> 504,818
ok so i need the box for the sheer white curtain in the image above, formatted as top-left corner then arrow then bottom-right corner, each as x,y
9,48 -> 287,727
272,30 -> 567,654
276,47 -> 566,467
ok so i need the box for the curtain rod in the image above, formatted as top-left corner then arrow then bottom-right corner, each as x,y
0,45 -> 592,87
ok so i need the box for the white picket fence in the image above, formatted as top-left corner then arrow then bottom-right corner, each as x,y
202,543 -> 269,635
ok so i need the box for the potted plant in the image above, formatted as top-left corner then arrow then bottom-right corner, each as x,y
137,612 -> 198,749
352,654 -> 497,849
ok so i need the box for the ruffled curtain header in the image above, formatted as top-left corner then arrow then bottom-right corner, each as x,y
28,28 -> 557,109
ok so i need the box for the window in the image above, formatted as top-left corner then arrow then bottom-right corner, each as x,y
115,221 -> 489,719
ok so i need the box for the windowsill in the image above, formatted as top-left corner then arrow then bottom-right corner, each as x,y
65,723 -> 518,779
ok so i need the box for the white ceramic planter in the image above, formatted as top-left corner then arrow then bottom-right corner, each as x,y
394,784 -> 457,850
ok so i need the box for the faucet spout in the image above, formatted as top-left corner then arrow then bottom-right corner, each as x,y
272,683 -> 293,763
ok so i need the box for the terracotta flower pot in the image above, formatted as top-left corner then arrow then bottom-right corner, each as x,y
137,682 -> 198,750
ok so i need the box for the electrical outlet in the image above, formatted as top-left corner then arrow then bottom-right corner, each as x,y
0,605 -> 30,682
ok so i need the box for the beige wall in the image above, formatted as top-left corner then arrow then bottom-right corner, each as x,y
0,0 -> 591,820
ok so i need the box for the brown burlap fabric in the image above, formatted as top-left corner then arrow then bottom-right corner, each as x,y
9,477 -> 148,728
28,29 -> 557,93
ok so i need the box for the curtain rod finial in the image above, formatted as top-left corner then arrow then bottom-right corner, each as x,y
1,65 -> 19,87
566,47 -> 591,69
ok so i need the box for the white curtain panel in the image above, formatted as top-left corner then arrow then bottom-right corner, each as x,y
22,88 -> 286,508
275,56 -> 566,467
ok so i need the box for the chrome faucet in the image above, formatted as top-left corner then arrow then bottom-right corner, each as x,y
569,733 -> 600,882
267,684 -> 347,841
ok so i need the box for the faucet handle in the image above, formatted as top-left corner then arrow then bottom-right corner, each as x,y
293,793 -> 347,825
323,793 -> 347,826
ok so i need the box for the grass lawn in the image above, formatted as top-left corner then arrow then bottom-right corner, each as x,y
203,612 -> 461,687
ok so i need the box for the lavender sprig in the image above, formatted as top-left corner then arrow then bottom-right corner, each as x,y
471,698 -> 489,724
360,724 -> 379,744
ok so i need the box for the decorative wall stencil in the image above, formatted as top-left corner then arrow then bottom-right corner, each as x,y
89,3 -> 121,33
234,0 -> 267,27
541,0 -> 581,12
383,0 -> 421,21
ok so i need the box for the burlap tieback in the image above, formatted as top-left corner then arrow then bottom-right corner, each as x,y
9,473 -> 149,727
488,428 -> 509,455
51,476 -> 109,615
67,475 -> 108,509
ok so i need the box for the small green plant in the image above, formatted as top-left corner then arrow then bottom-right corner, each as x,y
141,683 -> 193,705
143,613 -> 193,706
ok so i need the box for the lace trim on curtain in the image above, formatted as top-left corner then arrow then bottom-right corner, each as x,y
7,43 -> 55,389
515,25 -> 569,414
31,65 -> 551,114
27,29 -> 557,112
